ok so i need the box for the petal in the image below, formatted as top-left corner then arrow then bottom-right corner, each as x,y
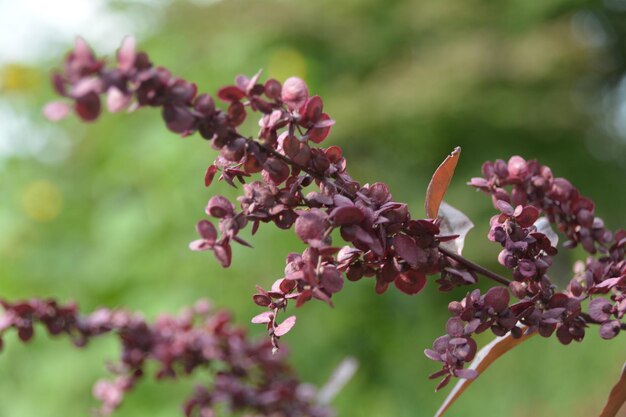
308,113 -> 332,143
589,298 -> 612,322
394,270 -> 427,295
204,165 -> 218,187
274,315 -> 296,337
117,36 -> 136,72
251,311 -> 274,324
264,79 -> 282,100
162,104 -> 196,133
196,220 -> 217,243
188,239 -> 211,251
106,87 -> 131,112
331,205 -> 364,226
217,85 -> 245,102
43,101 -> 70,121
515,206 -> 540,228
454,368 -> 479,380
252,294 -> 272,307
484,287 -> 510,313
301,95 -> 323,124
393,233 -> 420,267
75,92 -> 102,121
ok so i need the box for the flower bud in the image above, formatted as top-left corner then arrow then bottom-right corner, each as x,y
281,77 -> 309,111
206,196 -> 235,218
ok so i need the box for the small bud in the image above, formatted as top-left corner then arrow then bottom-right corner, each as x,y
281,77 -> 309,111
206,196 -> 235,218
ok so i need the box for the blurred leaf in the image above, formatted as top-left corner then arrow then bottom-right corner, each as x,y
435,327 -> 536,417
598,362 -> 626,417
317,357 -> 359,405
438,201 -> 474,255
425,147 -> 461,219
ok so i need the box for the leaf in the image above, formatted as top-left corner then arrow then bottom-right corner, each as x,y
393,233 -> 420,266
274,315 -> 296,337
533,217 -> 559,247
438,201 -> 474,255
426,147 -> 461,219
317,357 -> 359,405
204,165 -> 218,187
435,327 -> 535,417
598,362 -> 626,417
42,101 -> 70,121
251,311 -> 274,324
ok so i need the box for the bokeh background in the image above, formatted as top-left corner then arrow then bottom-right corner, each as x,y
1,0 -> 626,416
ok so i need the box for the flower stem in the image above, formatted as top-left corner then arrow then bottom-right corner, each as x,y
438,246 -> 512,286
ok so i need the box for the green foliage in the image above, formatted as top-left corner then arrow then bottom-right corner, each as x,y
0,0 -> 625,416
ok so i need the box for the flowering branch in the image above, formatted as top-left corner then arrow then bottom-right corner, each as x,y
43,37 -> 625,400
438,246 -> 512,286
0,297 -> 330,417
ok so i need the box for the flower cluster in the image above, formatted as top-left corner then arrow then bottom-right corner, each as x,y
45,38 -> 476,346
571,230 -> 626,339
470,156 -> 613,253
0,298 -> 329,417
44,38 -> 626,394
424,157 -> 625,389
471,157 -> 626,339
425,287 -> 513,390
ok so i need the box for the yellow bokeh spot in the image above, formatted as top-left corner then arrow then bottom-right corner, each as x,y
0,64 -> 41,93
266,48 -> 307,82
21,180 -> 63,222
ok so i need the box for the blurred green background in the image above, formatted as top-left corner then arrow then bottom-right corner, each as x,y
1,0 -> 625,416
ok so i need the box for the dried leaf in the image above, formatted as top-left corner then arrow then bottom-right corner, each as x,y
598,362 -> 626,417
435,327 -> 535,417
438,201 -> 474,255
426,147 -> 461,219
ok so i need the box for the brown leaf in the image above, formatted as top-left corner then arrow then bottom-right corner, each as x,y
425,147 -> 461,219
598,362 -> 626,417
435,327 -> 535,417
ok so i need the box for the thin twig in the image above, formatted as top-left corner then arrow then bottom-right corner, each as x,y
317,357 -> 359,405
438,246 -> 512,286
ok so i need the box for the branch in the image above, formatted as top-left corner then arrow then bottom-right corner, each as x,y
438,246 -> 512,286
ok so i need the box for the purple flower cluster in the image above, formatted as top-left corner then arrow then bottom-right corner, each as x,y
45,38 -> 475,347
425,287 -> 513,390
470,156 -> 613,253
471,157 -> 625,335
570,230 -> 626,339
425,156 -> 626,389
488,200 -> 556,296
44,38 -> 626,393
0,298 -> 329,417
